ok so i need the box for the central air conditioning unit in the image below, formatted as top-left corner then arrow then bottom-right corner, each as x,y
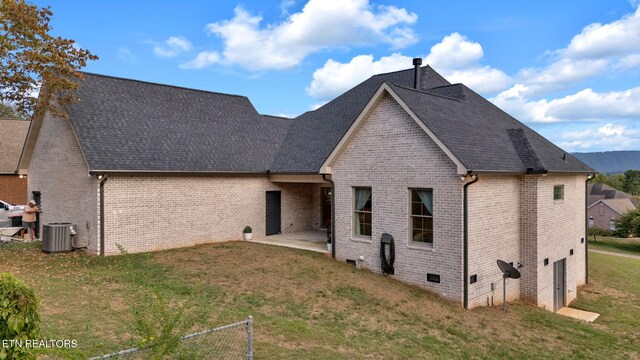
42,223 -> 77,253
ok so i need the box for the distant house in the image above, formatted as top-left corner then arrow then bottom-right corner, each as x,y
0,119 -> 29,205
20,62 -> 594,312
587,183 -> 639,231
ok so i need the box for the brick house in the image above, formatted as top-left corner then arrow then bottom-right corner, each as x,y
0,119 -> 29,205
587,183 -> 639,231
19,61 -> 594,311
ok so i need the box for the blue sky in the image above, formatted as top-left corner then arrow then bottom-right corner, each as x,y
32,0 -> 640,152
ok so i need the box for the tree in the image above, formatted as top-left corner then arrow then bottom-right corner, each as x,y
0,0 -> 98,119
0,102 -> 26,118
622,170 -> 640,196
614,208 -> 640,238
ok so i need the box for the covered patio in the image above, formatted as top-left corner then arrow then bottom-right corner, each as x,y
249,231 -> 329,253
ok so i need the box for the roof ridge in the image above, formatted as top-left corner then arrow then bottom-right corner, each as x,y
390,82 -> 463,102
80,71 -> 250,100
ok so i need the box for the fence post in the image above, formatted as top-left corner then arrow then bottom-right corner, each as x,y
246,315 -> 254,360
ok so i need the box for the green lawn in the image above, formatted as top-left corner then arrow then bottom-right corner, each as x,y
1,241 -> 639,359
588,236 -> 640,256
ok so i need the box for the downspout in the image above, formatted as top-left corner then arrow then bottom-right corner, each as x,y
585,174 -> 593,284
322,174 -> 336,259
99,175 -> 109,257
463,173 -> 479,309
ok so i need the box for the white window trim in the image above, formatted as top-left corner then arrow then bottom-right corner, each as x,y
408,188 -> 434,248
351,186 -> 372,241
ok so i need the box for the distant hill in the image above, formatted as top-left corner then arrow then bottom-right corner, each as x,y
572,151 -> 640,174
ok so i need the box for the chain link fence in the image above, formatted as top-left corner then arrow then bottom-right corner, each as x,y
89,316 -> 253,360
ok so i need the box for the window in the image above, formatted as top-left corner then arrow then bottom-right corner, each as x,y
553,185 -> 564,200
353,187 -> 372,237
410,189 -> 433,244
609,218 -> 616,231
588,217 -> 594,228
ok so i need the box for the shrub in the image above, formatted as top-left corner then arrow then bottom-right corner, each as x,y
0,273 -> 40,360
587,227 -> 612,241
614,209 -> 640,238
243,226 -> 252,234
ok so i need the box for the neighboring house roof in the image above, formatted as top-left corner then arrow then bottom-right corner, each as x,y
64,73 -> 293,173
588,198 -> 638,216
587,183 -> 639,208
0,119 -> 30,174
20,65 -> 595,175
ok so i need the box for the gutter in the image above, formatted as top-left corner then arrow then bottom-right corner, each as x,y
322,174 -> 336,259
99,175 -> 109,256
463,173 -> 479,309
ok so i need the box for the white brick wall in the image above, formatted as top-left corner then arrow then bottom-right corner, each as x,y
101,176 -> 316,255
27,113 -> 99,251
331,93 -> 464,302
467,175 -> 522,308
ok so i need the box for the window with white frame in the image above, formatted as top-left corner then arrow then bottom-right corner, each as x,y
609,218 -> 616,231
353,187 -> 372,237
410,189 -> 433,244
588,217 -> 594,228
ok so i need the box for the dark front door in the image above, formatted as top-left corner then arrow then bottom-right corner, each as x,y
32,191 -> 41,238
553,259 -> 566,311
266,191 -> 281,236
321,187 -> 332,227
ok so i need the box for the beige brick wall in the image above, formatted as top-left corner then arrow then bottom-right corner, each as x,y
27,113 -> 98,250
534,174 -> 587,310
467,175 -> 522,308
467,174 -> 587,309
101,176 -> 317,255
331,93 -> 464,302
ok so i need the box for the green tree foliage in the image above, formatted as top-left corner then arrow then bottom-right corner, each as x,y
587,227 -> 612,242
0,102 -> 26,119
0,0 -> 98,119
614,208 -> 640,238
0,273 -> 40,360
622,170 -> 640,196
591,173 -> 628,192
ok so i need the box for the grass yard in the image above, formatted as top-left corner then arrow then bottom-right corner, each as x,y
1,241 -> 639,359
588,236 -> 640,256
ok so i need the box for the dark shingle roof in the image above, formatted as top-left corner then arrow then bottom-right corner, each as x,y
70,73 -> 292,172
271,66 -> 450,173
385,83 -> 593,173
0,119 -> 30,173
67,67 -> 593,175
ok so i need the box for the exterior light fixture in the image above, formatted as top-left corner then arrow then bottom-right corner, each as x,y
97,175 -> 104,180
18,174 -> 26,179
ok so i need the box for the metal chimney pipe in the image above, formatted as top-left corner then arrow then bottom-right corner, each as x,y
413,58 -> 422,89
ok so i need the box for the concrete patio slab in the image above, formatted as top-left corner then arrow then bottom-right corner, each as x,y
249,231 -> 329,253
556,307 -> 600,322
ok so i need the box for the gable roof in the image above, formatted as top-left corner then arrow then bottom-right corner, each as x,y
20,65 -> 594,176
271,66 -> 451,173
60,73 -> 293,173
587,183 -> 639,207
385,83 -> 593,174
588,198 -> 638,216
0,119 -> 30,174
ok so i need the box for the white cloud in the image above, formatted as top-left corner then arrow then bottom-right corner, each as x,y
180,51 -> 220,69
307,53 -> 410,98
565,7 -> 640,59
496,6 -> 640,100
280,0 -> 296,16
117,47 -> 138,63
306,32 -> 510,99
185,0 -> 418,71
557,123 -> 640,151
493,86 -> 640,123
154,36 -> 192,58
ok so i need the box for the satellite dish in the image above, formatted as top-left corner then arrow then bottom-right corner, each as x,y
496,260 -> 521,311
497,260 -> 521,279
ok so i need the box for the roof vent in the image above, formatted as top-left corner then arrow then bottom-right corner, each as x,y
412,58 -> 422,89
